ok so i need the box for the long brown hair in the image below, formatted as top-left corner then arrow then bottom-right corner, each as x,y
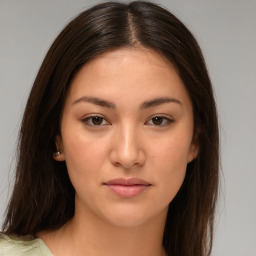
3,2 -> 219,255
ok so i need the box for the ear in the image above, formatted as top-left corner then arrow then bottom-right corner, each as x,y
53,135 -> 65,161
187,132 -> 200,163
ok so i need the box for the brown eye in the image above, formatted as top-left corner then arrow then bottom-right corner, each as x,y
91,116 -> 103,125
82,116 -> 110,126
146,116 -> 173,126
152,117 -> 164,125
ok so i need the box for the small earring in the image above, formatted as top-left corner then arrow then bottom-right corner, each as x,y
55,151 -> 61,156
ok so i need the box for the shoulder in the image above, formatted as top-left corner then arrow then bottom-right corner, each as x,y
0,234 -> 53,256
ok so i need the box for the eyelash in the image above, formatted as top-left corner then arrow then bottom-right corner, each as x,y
146,116 -> 174,126
81,115 -> 174,127
81,115 -> 110,126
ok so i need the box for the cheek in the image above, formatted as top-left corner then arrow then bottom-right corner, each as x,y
159,142 -> 187,189
61,132 -> 109,187
148,134 -> 191,201
151,134 -> 190,170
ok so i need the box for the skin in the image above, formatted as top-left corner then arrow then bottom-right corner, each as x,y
39,47 -> 199,256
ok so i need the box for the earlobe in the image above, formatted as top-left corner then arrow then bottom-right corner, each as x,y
53,135 -> 65,161
53,151 -> 65,161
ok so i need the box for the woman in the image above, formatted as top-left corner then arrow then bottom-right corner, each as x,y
0,1 -> 219,256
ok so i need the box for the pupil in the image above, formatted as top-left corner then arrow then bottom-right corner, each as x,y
153,117 -> 163,125
92,116 -> 103,125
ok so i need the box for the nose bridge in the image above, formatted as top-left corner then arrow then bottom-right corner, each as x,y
121,123 -> 137,157
111,121 -> 144,168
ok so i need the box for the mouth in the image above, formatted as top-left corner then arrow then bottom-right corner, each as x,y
103,178 -> 152,198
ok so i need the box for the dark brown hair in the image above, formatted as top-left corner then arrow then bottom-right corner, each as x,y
3,1 -> 219,256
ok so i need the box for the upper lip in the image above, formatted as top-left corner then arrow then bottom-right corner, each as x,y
104,178 -> 151,186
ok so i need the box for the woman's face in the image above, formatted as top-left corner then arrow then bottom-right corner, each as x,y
56,48 -> 198,227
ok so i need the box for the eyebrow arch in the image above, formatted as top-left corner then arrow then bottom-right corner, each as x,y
72,96 -> 182,109
140,97 -> 182,109
72,96 -> 115,109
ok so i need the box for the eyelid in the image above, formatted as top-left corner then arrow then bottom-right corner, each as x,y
80,114 -> 174,127
145,114 -> 174,126
81,114 -> 111,126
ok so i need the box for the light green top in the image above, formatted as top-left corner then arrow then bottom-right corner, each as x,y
0,234 -> 53,256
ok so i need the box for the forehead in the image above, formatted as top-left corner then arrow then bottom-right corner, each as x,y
66,47 -> 191,107
78,47 -> 176,80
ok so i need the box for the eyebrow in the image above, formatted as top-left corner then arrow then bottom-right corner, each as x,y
72,96 -> 182,109
72,97 -> 115,108
140,97 -> 182,109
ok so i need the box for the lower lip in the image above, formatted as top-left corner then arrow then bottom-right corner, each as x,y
105,184 -> 150,198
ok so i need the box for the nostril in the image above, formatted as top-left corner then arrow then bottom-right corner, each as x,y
110,149 -> 146,169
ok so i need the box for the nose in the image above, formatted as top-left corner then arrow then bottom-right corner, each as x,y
109,124 -> 145,169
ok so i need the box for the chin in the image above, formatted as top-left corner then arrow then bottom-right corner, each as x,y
98,204 -> 168,229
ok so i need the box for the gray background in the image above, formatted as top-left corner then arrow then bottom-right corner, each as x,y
0,0 -> 255,255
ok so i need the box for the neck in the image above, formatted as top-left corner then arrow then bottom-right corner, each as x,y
71,211 -> 167,256
40,199 -> 168,256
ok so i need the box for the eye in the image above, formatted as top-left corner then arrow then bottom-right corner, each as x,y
82,116 -> 110,126
146,116 -> 173,126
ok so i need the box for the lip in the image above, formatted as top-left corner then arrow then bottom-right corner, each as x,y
103,178 -> 151,198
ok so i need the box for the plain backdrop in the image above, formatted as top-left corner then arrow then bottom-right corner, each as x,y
0,0 -> 255,255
